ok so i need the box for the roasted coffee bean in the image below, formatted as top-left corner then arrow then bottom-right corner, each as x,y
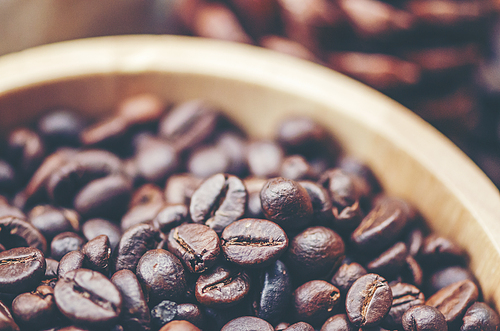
57,250 -> 84,279
406,227 -> 425,257
0,247 -> 45,294
319,169 -> 361,211
427,266 -> 478,296
260,177 -> 313,231
151,300 -> 177,330
133,134 -> 179,184
0,216 -> 47,254
50,232 -> 86,261
195,264 -> 250,308
280,155 -> 315,181
0,205 -> 24,220
247,140 -> 284,178
82,235 -> 112,274
215,132 -> 248,176
29,205 -> 80,241
0,161 -> 15,196
338,157 -> 380,198
7,128 -> 45,180
114,223 -> 159,272
45,258 -> 59,279
402,255 -> 424,287
221,316 -> 273,331
243,177 -> 266,219
418,234 -> 466,268
286,226 -> 344,281
164,174 -> 203,205
426,279 -> 479,325
382,282 -> 425,329
136,249 -> 187,304
130,184 -> 165,209
54,268 -> 122,326
159,320 -> 200,331
190,173 -> 247,233
461,302 -> 500,331
111,270 -> 150,331
37,109 -> 85,149
187,146 -> 231,179
120,201 -> 164,232
402,305 -> 448,331
298,181 -> 333,225
346,273 -> 393,327
293,280 -> 341,326
167,223 -> 220,273
175,303 -> 204,329
366,242 -> 408,278
153,204 -> 189,234
0,300 -> 19,331
82,218 -> 122,251
330,262 -> 367,297
320,314 -> 356,331
282,322 -> 314,331
11,285 -> 57,328
221,219 -> 288,268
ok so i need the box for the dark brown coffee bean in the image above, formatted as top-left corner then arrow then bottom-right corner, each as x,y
114,223 -> 159,272
0,300 -> 19,331
0,247 -> 45,294
221,218 -> 288,268
280,155 -> 315,181
167,223 -> 220,273
367,242 -> 408,278
136,249 -> 187,304
427,266 -> 478,296
406,227 -> 425,257
0,216 -> 47,254
243,177 -> 266,219
120,201 -> 164,232
54,268 -> 122,326
418,234 -> 466,267
319,169 -> 361,211
45,258 -> 59,279
160,320 -> 200,331
133,134 -> 179,184
29,205 -> 80,241
175,303 -> 205,329
7,128 -> 45,180
338,157 -> 380,198
382,282 -> 425,329
402,305 -> 448,331
164,174 -> 203,205
111,270 -> 150,331
330,262 -> 367,297
282,322 -> 314,331
187,146 -> 231,179
190,173 -> 247,233
261,177 -> 313,231
298,181 -> 333,225
346,273 -> 393,327
402,255 -> 424,287
82,235 -> 111,274
195,264 -> 250,308
247,140 -> 284,178
82,218 -> 121,251
320,314 -> 356,331
293,280 -> 341,326
11,285 -> 57,328
153,204 -> 189,234
426,279 -> 479,324
57,250 -> 84,279
215,132 -> 248,177
221,316 -> 273,331
50,232 -> 86,261
37,109 -> 85,149
286,226 -> 344,281
461,302 -> 500,331
129,184 -> 165,209
276,116 -> 332,157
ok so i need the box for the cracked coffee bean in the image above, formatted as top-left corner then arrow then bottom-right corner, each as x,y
0,247 -> 45,294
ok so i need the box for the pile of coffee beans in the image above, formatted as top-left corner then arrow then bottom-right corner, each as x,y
0,94 -> 498,331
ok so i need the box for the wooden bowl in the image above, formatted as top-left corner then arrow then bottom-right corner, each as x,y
0,35 -> 499,309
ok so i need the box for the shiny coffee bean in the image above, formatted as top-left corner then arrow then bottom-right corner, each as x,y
293,280 -> 341,326
29,205 -> 80,241
0,247 -> 45,294
0,161 -> 16,195
7,128 -> 45,179
402,305 -> 448,331
346,273 -> 393,327
366,241 -> 408,278
167,223 -> 220,273
221,316 -> 273,331
461,302 -> 500,331
111,270 -> 150,331
319,169 -> 361,210
381,282 -> 425,329
418,234 -> 466,268
164,174 -> 203,206
0,300 -> 19,331
82,218 -> 122,252
57,250 -> 84,279
114,223 -> 159,272
0,216 -> 47,254
330,262 -> 367,297
282,322 -> 314,331
11,285 -> 57,328
260,177 -> 313,231
320,314 -> 356,331
54,268 -> 122,326
133,134 -> 179,184
190,173 -> 247,233
286,226 -> 344,281
195,264 -> 250,308
45,258 -> 59,279
427,266 -> 478,296
151,300 -> 177,330
37,109 -> 85,148
221,218 -> 288,268
247,140 -> 284,178
136,249 -> 187,304
82,235 -> 112,274
188,146 -> 230,179
298,181 -> 333,226
50,232 -> 86,261
243,177 -> 266,218
153,204 -> 189,234
159,320 -> 200,331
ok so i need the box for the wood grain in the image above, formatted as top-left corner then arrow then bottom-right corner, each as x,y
0,35 -> 499,308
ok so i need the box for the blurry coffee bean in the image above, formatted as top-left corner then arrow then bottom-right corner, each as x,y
418,234 -> 466,268
461,302 -> 500,331
427,266 -> 478,296
0,300 -> 19,331
406,0 -> 485,26
29,205 -> 80,241
190,173 -> 247,233
282,322 -> 314,331
11,285 -> 57,328
215,132 -> 248,176
82,235 -> 111,274
151,300 -> 177,330
130,184 -> 165,209
276,322 -> 290,330
0,161 -> 15,196
229,0 -> 277,37
293,280 -> 341,326
382,282 -> 425,329
366,242 -> 408,278
0,247 -> 45,294
402,255 -> 424,287
120,202 -> 164,232
0,204 -> 24,219
195,264 -> 250,308
243,177 -> 266,218
0,216 -> 47,254
175,303 -> 204,328
167,223 -> 220,273
426,279 -> 479,325
319,169 -> 361,211
164,174 -> 203,205
111,270 -> 151,331
37,109 -> 85,148
54,269 -> 122,326
82,218 -> 121,251
50,232 -> 86,261
280,155 -> 315,181
286,226 -> 344,281
133,135 -> 179,184
402,305 -> 448,331
187,145 -> 230,179
114,223 -> 159,272
346,273 -> 392,327
330,262 -> 367,297
406,227 -> 425,257
260,35 -> 320,63
7,128 -> 45,180
298,181 -> 333,226
261,177 -> 313,231
136,249 -> 187,304
45,258 -> 59,279
57,250 -> 84,279
320,314 -> 356,331
159,320 -> 200,331
221,316 -> 273,331
338,157 -> 380,198
153,204 -> 189,234
247,140 -> 284,178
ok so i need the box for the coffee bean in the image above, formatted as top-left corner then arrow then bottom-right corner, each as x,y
402,255 -> 424,287
11,285 -> 57,328
418,234 -> 466,268
381,282 -> 425,329
221,316 -> 273,331
338,157 -> 380,198
215,132 -> 248,177
319,169 -> 361,211
114,223 -> 159,272
0,299 -> 19,331
280,155 -> 315,181
402,305 -> 448,331
136,249 -> 187,304
187,146 -> 231,179
330,262 -> 367,297
427,266 -> 478,296
50,232 -> 86,261
293,280 -> 341,326
82,235 -> 112,274
130,184 -> 165,209
345,273 -> 393,327
190,173 -> 247,233
0,247 -> 45,294
195,264 -> 250,308
320,314 -> 356,331
133,134 -> 179,184
164,174 -> 203,205
167,223 -> 220,273
7,128 -> 45,180
0,216 -> 47,254
45,258 -> 59,279
406,227 -> 425,257
57,250 -> 84,279
111,270 -> 151,331
120,200 -> 164,232
29,205 -> 80,241
461,302 -> 500,331
282,321 -> 315,331
366,242 -> 408,278
243,177 -> 266,219
37,109 -> 85,149
298,181 -> 333,226
275,322 -> 290,330
221,218 -> 288,268
54,268 -> 122,325
247,140 -> 284,178
260,177 -> 313,231
153,204 -> 189,234
159,320 -> 200,331
175,303 -> 205,329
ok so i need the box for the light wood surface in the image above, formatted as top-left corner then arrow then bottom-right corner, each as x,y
0,35 -> 499,308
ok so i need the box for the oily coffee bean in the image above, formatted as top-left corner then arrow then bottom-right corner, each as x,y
190,173 -> 247,233
50,232 -> 86,261
54,268 -> 122,325
151,300 -> 177,330
82,218 -> 122,251
366,241 -> 408,278
37,109 -> 85,148
461,302 -> 500,331
57,250 -> 84,279
330,262 -> 367,297
11,285 -> 57,328
45,258 -> 59,279
221,218 -> 288,268
153,204 -> 189,234
167,223 -> 220,273
29,205 -> 80,241
293,280 -> 341,326
346,273 -> 393,328
221,316 -> 273,331
282,322 -> 314,331
247,140 -> 284,178
82,235 -> 112,274
427,266 -> 478,296
381,282 -> 425,329
164,174 -> 203,205
402,305 -> 448,331
298,181 -> 333,225
260,177 -> 313,231
133,134 -> 179,184
320,314 -> 356,331
114,223 -> 159,272
195,264 -> 250,308
187,145 -> 231,179
0,299 -> 19,331
0,247 -> 45,294
319,169 -> 361,211
159,320 -> 200,331
0,216 -> 47,254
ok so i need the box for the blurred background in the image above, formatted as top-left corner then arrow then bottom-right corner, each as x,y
2,0 -> 500,187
